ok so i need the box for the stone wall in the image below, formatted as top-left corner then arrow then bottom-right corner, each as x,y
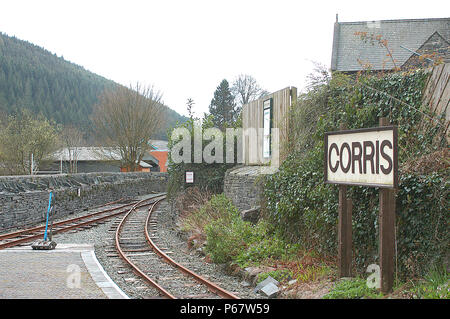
0,172 -> 167,232
223,166 -> 277,212
43,160 -> 121,174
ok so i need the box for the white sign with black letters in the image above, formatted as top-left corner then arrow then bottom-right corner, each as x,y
324,126 -> 398,188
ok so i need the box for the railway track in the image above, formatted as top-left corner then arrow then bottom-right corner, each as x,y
0,193 -> 241,299
114,196 -> 239,299
0,194 -> 164,250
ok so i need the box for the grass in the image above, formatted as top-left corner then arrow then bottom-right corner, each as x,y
407,265 -> 449,299
296,264 -> 332,283
323,265 -> 449,299
323,277 -> 384,299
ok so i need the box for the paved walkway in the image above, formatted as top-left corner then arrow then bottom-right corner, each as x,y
0,244 -> 128,299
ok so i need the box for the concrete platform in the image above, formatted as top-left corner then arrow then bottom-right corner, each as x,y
0,244 -> 128,299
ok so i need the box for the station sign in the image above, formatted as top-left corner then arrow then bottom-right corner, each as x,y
324,126 -> 398,188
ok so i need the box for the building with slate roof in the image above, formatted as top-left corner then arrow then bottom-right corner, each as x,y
44,147 -> 158,173
42,142 -> 171,174
331,16 -> 450,72
42,140 -> 169,173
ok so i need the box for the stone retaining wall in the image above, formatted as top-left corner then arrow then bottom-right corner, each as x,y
223,166 -> 277,211
0,172 -> 167,232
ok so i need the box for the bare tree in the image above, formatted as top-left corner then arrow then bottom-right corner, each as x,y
60,125 -> 85,173
305,61 -> 331,92
231,74 -> 266,109
91,83 -> 165,172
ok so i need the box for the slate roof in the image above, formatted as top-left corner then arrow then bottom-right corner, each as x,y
50,147 -> 157,166
331,17 -> 450,71
149,140 -> 168,151
52,147 -> 121,161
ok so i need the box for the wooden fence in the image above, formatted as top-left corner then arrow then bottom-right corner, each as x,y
422,63 -> 450,139
242,86 -> 297,166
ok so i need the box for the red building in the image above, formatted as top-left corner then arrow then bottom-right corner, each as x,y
148,140 -> 168,173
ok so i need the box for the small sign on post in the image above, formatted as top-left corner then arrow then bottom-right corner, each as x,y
185,171 -> 194,184
324,119 -> 398,293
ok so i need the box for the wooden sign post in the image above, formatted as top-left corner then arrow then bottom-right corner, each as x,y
378,117 -> 396,294
338,184 -> 352,277
324,118 -> 397,293
338,124 -> 352,278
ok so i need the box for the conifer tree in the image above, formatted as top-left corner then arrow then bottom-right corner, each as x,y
208,79 -> 237,131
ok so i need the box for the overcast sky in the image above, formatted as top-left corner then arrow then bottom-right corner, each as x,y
0,0 -> 448,117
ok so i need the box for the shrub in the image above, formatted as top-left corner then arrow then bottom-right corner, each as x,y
235,221 -> 301,267
182,192 -> 236,233
205,216 -> 254,264
200,195 -> 300,266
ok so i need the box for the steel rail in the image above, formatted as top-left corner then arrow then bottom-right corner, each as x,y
144,197 -> 239,299
0,198 -> 137,241
115,198 -> 176,299
0,195 -> 165,250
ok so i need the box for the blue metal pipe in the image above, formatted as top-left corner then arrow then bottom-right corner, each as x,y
43,192 -> 52,241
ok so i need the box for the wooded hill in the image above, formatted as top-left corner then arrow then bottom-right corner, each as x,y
0,32 -> 186,141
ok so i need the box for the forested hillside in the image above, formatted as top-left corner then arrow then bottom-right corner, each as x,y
0,32 -> 186,140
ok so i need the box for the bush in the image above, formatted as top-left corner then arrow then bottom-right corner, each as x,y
205,215 -> 254,264
182,192 -> 236,233
235,221 -> 300,267
199,195 -> 299,267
